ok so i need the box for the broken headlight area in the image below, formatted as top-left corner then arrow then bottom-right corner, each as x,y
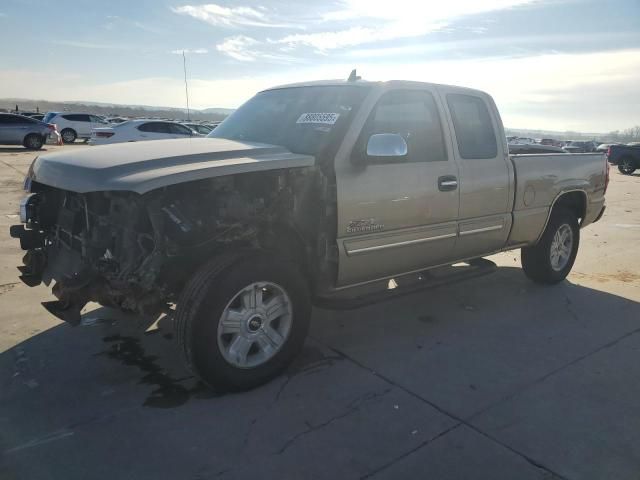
10,174 -> 295,324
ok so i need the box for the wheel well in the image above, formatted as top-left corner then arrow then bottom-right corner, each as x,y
553,191 -> 587,223
257,222 -> 313,279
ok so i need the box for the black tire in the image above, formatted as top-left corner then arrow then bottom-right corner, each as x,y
175,252 -> 311,391
618,157 -> 636,175
23,133 -> 43,150
60,128 -> 77,144
521,208 -> 580,284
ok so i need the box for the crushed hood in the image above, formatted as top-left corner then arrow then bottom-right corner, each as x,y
31,138 -> 315,194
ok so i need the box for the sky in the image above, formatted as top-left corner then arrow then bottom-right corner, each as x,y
0,0 -> 639,132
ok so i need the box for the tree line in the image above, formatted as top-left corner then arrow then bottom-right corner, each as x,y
605,126 -> 640,143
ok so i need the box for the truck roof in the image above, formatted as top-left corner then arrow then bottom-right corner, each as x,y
263,79 -> 489,97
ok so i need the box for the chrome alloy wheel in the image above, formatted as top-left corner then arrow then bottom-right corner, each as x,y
217,282 -> 293,369
550,224 -> 573,271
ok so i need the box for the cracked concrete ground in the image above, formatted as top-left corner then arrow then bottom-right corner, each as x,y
1,145 -> 639,479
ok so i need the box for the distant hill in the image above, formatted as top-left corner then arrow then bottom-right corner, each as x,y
200,107 -> 236,115
0,98 -> 233,122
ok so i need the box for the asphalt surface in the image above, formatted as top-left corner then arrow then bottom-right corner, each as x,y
1,144 -> 639,480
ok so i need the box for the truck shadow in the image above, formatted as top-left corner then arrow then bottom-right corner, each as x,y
1,266 -> 639,478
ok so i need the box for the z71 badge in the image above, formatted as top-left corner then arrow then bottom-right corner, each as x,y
346,218 -> 385,234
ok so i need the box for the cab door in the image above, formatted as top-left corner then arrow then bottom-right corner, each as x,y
437,88 -> 513,259
335,88 -> 460,286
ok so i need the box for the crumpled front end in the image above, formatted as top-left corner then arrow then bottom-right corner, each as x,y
11,183 -> 170,324
10,171 -> 298,325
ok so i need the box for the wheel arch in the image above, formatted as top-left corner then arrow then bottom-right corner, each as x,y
537,189 -> 587,243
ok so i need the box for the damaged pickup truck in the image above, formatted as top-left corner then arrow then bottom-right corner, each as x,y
10,78 -> 608,390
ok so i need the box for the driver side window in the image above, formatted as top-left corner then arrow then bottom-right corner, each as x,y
358,90 -> 447,164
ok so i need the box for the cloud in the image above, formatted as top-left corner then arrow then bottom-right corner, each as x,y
272,24 -> 447,53
273,0 -> 539,52
172,3 -> 294,28
216,36 -> 259,61
321,0 -> 538,22
171,48 -> 209,54
216,35 -> 305,63
51,40 -> 126,50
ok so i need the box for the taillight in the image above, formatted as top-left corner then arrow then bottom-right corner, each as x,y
47,123 -> 56,131
606,147 -> 611,158
96,132 -> 114,138
604,158 -> 610,194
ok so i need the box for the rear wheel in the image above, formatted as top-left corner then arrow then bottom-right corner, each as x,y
618,157 -> 636,175
61,128 -> 76,144
521,208 -> 579,284
23,133 -> 43,150
174,252 -> 311,391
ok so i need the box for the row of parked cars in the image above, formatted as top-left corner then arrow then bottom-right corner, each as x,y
508,136 -> 639,159
507,136 -> 640,175
0,111 -> 220,150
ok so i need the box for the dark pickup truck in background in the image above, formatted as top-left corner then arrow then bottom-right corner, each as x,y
607,144 -> 640,175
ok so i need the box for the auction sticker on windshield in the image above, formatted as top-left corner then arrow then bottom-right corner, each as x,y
296,113 -> 340,125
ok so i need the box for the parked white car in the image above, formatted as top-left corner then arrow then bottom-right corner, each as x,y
88,119 -> 201,145
42,112 -> 109,144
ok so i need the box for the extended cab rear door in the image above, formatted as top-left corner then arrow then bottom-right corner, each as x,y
335,86 -> 460,286
437,88 -> 514,258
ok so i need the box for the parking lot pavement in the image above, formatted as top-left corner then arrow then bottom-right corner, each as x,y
1,145 -> 639,480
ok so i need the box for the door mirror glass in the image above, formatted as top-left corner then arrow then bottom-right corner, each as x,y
366,133 -> 408,158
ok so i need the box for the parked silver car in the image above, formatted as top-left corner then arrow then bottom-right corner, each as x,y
0,113 -> 55,150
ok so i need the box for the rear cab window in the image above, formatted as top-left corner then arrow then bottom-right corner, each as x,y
446,94 -> 497,159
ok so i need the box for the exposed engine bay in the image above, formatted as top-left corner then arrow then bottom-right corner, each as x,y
11,168 -> 330,324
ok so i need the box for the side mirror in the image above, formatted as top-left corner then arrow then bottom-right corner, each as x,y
366,133 -> 408,159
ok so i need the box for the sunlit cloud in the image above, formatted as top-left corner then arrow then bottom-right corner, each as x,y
172,3 -> 296,28
216,35 -> 260,61
199,0 -> 541,59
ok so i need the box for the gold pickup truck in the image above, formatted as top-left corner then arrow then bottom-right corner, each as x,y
10,78 -> 608,390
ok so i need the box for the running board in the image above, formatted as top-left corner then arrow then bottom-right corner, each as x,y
315,258 -> 497,310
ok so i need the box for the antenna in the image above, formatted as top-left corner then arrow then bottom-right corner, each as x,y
182,50 -> 191,121
347,69 -> 361,82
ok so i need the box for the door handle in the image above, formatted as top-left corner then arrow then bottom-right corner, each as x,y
438,175 -> 458,192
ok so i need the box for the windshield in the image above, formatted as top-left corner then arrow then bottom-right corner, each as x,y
209,85 -> 370,155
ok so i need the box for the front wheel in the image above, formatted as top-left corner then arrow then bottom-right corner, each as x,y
23,133 -> 43,150
174,253 -> 311,391
618,157 -> 636,175
521,208 -> 580,284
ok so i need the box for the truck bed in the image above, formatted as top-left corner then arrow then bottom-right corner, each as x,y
508,152 -> 607,246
